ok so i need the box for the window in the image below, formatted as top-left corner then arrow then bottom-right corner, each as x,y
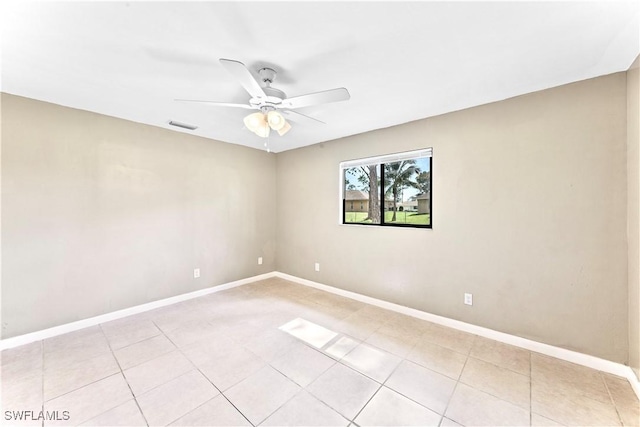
341,148 -> 432,228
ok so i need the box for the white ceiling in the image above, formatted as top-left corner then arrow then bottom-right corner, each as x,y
1,2 -> 638,153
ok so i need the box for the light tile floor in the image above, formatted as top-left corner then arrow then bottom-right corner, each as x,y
1,278 -> 639,426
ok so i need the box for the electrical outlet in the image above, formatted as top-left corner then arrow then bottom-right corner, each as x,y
314,262 -> 320,272
464,293 -> 473,306
193,268 -> 200,278
258,257 -> 263,265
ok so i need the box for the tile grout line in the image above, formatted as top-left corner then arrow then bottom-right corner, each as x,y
251,342 -> 352,425
382,366 -> 453,423
375,346 -> 450,424
438,347 -> 472,426
39,329 -> 137,404
309,351 -> 381,412
382,327 -> 535,418
451,344 -> 535,417
15,278 -> 629,426
108,334 -> 173,371
40,330 -> 144,408
17,333 -> 179,426
316,342 -> 384,425
105,330 -> 164,361
253,382 -> 300,426
42,372 -> 126,407
39,283 -> 480,425
162,396 -> 219,427
41,339 -> 44,427
268,304 -> 390,424
151,320 -> 256,427
601,371 -> 626,426
300,377 -> 353,426
221,373 -> 278,426
468,335 -> 533,377
268,351 -> 338,389
282,307 -> 468,423
230,319 -> 349,425
280,272 -> 640,398
98,323 -> 150,427
529,349 -> 532,426
348,381 -> 385,424
462,353 -> 530,380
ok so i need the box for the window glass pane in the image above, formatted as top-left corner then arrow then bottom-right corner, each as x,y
343,165 -> 381,224
383,157 -> 430,226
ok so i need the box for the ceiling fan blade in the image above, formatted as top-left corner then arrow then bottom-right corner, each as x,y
281,110 -> 325,125
281,87 -> 350,109
219,58 -> 266,99
175,99 -> 256,109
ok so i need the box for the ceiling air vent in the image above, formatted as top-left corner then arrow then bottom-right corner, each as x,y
168,120 -> 198,131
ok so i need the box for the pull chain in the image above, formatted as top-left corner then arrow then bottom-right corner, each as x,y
266,121 -> 271,153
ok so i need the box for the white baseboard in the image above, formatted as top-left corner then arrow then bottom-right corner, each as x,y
2,269 -> 638,401
0,272 -> 276,351
274,271 -> 640,400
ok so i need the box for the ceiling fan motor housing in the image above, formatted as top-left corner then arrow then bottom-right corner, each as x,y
247,67 -> 286,108
250,89 -> 286,110
258,67 -> 277,83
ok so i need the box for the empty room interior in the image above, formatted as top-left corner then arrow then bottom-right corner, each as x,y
2,2 -> 640,426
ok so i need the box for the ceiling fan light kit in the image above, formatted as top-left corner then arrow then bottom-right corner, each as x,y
243,111 -> 264,130
267,110 -> 285,131
243,112 -> 269,137
176,58 -> 350,146
254,122 -> 270,138
243,110 -> 289,138
277,120 -> 292,137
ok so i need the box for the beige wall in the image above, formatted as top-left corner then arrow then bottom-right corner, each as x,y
1,70 -> 634,366
277,73 -> 629,363
628,55 -> 640,379
1,93 -> 277,338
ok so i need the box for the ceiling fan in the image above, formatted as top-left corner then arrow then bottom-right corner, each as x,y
176,59 -> 350,138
